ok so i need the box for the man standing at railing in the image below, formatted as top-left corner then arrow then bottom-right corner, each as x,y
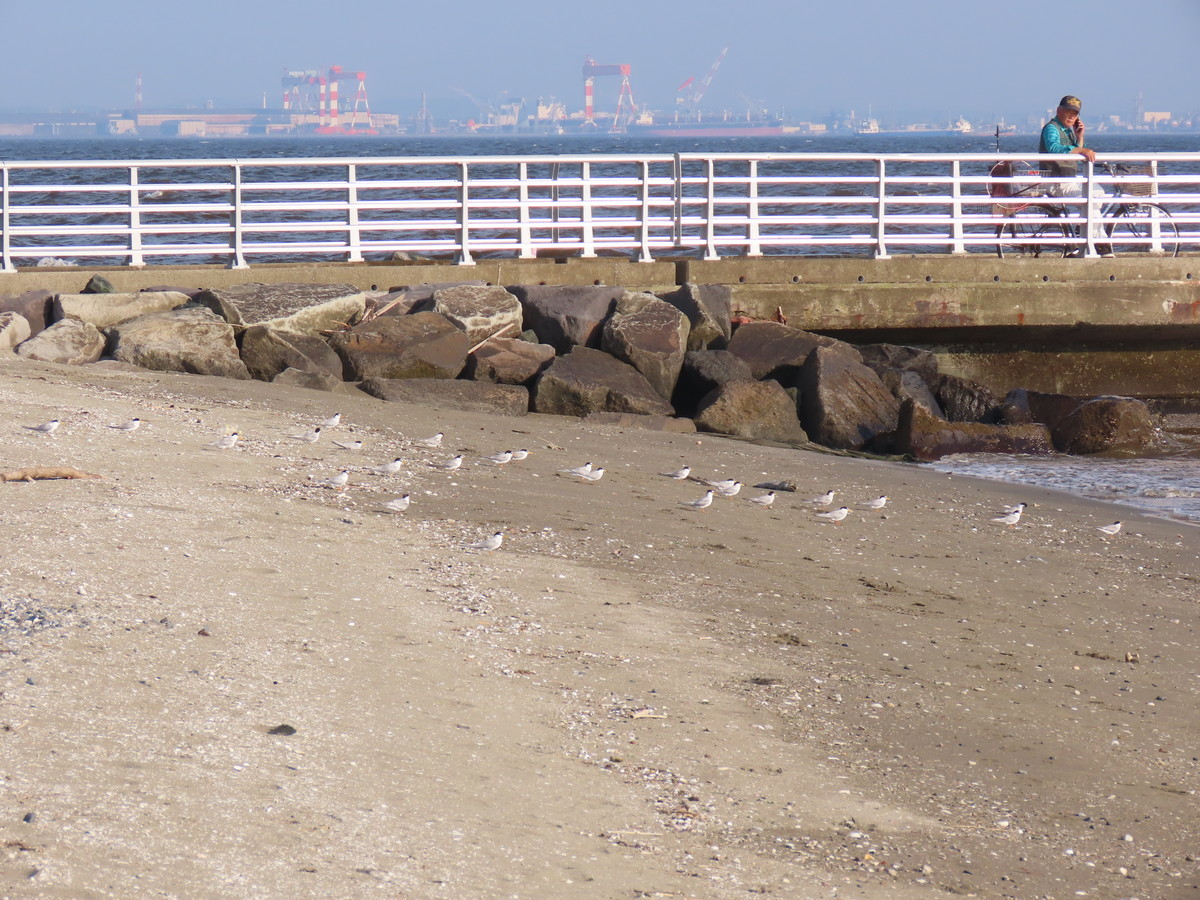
1039,94 -> 1112,256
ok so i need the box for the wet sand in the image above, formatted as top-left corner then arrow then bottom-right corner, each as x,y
1,356 -> 1197,899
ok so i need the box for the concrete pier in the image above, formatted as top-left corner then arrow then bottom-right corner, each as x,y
4,255 -> 1198,397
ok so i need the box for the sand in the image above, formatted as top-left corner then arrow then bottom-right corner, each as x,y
0,355 -> 1197,900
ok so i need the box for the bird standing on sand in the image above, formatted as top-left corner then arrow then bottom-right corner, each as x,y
319,470 -> 350,490
808,490 -> 835,508
320,413 -> 342,428
1096,521 -> 1122,536
680,490 -> 715,511
661,466 -> 691,480
414,433 -> 444,449
24,420 -> 60,435
431,454 -> 463,470
480,450 -> 514,466
559,462 -> 593,477
466,531 -> 504,552
858,495 -> 888,510
207,432 -> 240,450
333,439 -> 363,451
991,503 -> 1026,527
370,458 -> 405,475
294,426 -> 321,443
108,418 -> 142,433
746,491 -> 776,508
510,449 -> 530,461
571,467 -> 606,483
704,478 -> 740,492
383,495 -> 411,513
714,481 -> 743,498
817,506 -> 850,524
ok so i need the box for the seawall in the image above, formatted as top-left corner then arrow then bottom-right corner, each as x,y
4,255 -> 1198,398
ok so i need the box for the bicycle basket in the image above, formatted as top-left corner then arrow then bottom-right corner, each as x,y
1117,164 -> 1154,197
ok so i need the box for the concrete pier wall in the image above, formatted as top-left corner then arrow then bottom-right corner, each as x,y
4,255 -> 1198,397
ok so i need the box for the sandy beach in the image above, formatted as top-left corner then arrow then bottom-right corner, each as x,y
0,355 -> 1197,900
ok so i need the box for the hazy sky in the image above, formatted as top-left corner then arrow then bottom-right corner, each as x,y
3,0 -> 1197,125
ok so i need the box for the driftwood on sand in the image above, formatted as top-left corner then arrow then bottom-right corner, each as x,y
0,467 -> 102,482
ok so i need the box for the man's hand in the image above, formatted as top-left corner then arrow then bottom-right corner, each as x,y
1074,146 -> 1097,162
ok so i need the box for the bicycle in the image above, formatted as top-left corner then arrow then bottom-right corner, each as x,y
989,161 -> 1179,258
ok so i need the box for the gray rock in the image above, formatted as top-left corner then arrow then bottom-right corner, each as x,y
1051,396 -> 1159,454
360,377 -> 529,416
601,292 -> 689,402
673,350 -> 756,417
272,368 -> 345,392
858,343 -> 940,384
330,311 -> 471,381
54,291 -> 191,329
0,312 -> 32,350
0,290 -> 54,336
1002,388 -> 1083,427
195,282 -> 366,336
582,411 -> 697,433
881,368 -> 943,418
936,374 -> 1002,423
81,274 -> 115,294
240,325 -> 344,382
432,284 -> 523,345
657,283 -> 732,349
106,307 -> 250,379
895,399 -> 1054,461
467,337 -> 556,385
16,317 -> 106,365
799,346 -> 900,450
726,321 -> 858,383
507,285 -> 623,353
532,347 -> 673,417
693,380 -> 808,443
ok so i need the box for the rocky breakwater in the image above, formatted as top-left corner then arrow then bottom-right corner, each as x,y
0,274 -> 1163,460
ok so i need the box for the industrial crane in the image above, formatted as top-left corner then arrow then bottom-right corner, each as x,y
676,46 -> 729,122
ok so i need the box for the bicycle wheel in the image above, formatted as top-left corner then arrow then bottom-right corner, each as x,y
995,216 -> 1072,259
1107,203 -> 1179,257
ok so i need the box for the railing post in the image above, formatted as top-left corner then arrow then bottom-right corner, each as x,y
456,161 -> 474,265
579,161 -> 596,258
950,160 -> 966,254
703,158 -> 719,260
345,163 -> 363,263
746,159 -> 761,257
517,162 -> 534,259
1084,158 -> 1099,258
872,158 -> 890,259
672,153 -> 683,249
228,162 -> 248,269
127,166 -> 145,267
550,161 -> 561,248
0,165 -> 13,273
636,159 -> 652,262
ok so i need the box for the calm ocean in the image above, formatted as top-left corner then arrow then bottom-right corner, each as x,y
3,131 -> 1198,524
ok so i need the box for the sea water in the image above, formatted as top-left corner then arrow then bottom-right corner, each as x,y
3,131 -> 1197,524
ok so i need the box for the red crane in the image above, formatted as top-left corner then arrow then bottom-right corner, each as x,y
582,56 -> 636,132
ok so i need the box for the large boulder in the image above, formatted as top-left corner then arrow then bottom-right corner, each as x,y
240,325 -> 343,382
273,367 -> 343,392
894,399 -> 1054,461
466,337 -> 556,385
693,380 -> 808,443
16,317 -> 105,365
1051,396 -> 1159,454
507,285 -> 623,353
195,283 -> 366,336
672,349 -> 755,418
532,347 -> 673,417
329,311 -> 472,381
106,307 -> 250,379
656,283 -> 732,349
798,346 -> 901,450
1002,388 -> 1083,427
726,321 -> 859,383
880,368 -> 943,419
0,290 -> 54,336
600,292 -> 690,402
360,377 -> 529,417
858,343 -> 940,384
0,312 -> 32,350
54,291 -> 192,329
432,284 -> 523,345
936,374 -> 1002,423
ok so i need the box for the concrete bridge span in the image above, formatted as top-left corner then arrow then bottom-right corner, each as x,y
4,254 -> 1198,399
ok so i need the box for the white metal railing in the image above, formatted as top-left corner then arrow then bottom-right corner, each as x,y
1,152 -> 1197,271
